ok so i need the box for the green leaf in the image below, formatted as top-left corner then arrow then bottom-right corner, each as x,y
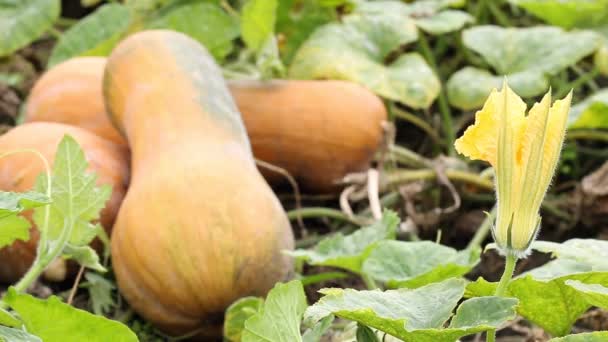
0,307 -> 21,328
509,0 -> 608,29
0,216 -> 30,249
289,2 -> 441,108
63,244 -> 105,272
0,191 -> 50,248
356,324 -> 379,342
550,332 -> 608,342
33,135 -> 112,248
530,239 -> 608,271
4,288 -> 138,342
0,326 -> 41,342
305,278 -> 514,342
0,0 -> 60,57
448,297 -> 518,329
466,268 -> 608,337
241,0 -> 278,52
302,314 -> 333,342
82,272 -> 116,316
299,271 -> 349,287
447,66 -> 550,110
287,211 -> 399,274
0,191 -> 50,218
568,89 -> 608,129
448,26 -> 601,109
149,2 -> 239,61
276,0 -> 335,64
224,297 -> 264,342
362,241 -> 480,288
0,73 -> 23,87
415,10 -> 473,35
463,26 -> 600,76
48,4 -> 131,67
565,280 -> 608,309
242,280 -> 307,342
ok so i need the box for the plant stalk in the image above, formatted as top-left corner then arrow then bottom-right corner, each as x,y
487,253 -> 518,342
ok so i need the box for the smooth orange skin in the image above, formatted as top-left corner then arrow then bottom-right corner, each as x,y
26,56 -> 386,193
24,57 -> 126,145
0,122 -> 129,283
230,80 -> 387,192
104,30 -> 294,337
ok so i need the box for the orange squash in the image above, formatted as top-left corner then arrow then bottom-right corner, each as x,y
230,80 -> 387,192
0,122 -> 129,283
24,57 -> 126,145
26,57 -> 386,193
104,30 -> 294,336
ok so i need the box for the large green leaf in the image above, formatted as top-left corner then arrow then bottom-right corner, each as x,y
568,89 -> 608,129
448,26 -> 601,109
48,4 -> 131,67
466,264 -> 608,337
241,0 -> 277,52
305,278 -> 517,342
4,288 -> 137,342
289,1 -> 441,108
362,240 -> 480,288
286,211 -> 399,273
242,281 -> 307,342
0,326 -> 41,342
565,280 -> 608,309
530,239 -> 608,271
446,67 -> 548,110
463,26 -> 600,75
32,136 -> 111,269
0,307 -> 20,328
415,10 -> 473,35
0,191 -> 50,249
149,2 -> 239,61
509,0 -> 608,29
224,297 -> 264,342
550,332 -> 608,341
0,0 -> 60,57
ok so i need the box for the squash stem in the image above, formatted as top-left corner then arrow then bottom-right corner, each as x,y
487,253 -> 517,342
386,169 -> 494,191
417,33 -> 456,156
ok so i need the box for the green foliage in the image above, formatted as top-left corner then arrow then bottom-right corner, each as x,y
362,241 -> 480,288
448,26 -> 601,109
242,281 -> 307,342
149,2 -> 239,61
509,0 -> 608,29
0,0 -> 60,57
287,211 -> 399,273
301,315 -> 333,342
224,297 -> 264,342
550,332 -> 608,341
3,288 -> 138,342
565,280 -> 608,309
0,325 -> 41,342
48,3 -> 131,67
82,272 -> 117,315
0,191 -> 50,248
569,89 -> 608,129
415,10 -> 473,35
241,0 -> 278,52
305,278 -> 517,342
32,135 -> 110,271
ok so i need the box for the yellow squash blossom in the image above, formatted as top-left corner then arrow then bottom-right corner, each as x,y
455,82 -> 572,257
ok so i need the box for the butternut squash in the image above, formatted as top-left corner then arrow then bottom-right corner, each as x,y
230,80 -> 387,192
26,57 -> 386,193
24,57 -> 126,145
104,30 -> 294,337
0,122 -> 129,283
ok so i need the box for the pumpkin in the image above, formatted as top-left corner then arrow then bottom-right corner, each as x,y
104,30 -> 294,337
24,57 -> 126,145
0,122 -> 129,283
230,79 -> 387,192
25,57 -> 386,193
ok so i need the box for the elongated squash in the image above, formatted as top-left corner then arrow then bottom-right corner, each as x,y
230,80 -> 387,192
0,122 -> 129,283
27,60 -> 386,193
104,30 -> 294,336
24,57 -> 126,145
